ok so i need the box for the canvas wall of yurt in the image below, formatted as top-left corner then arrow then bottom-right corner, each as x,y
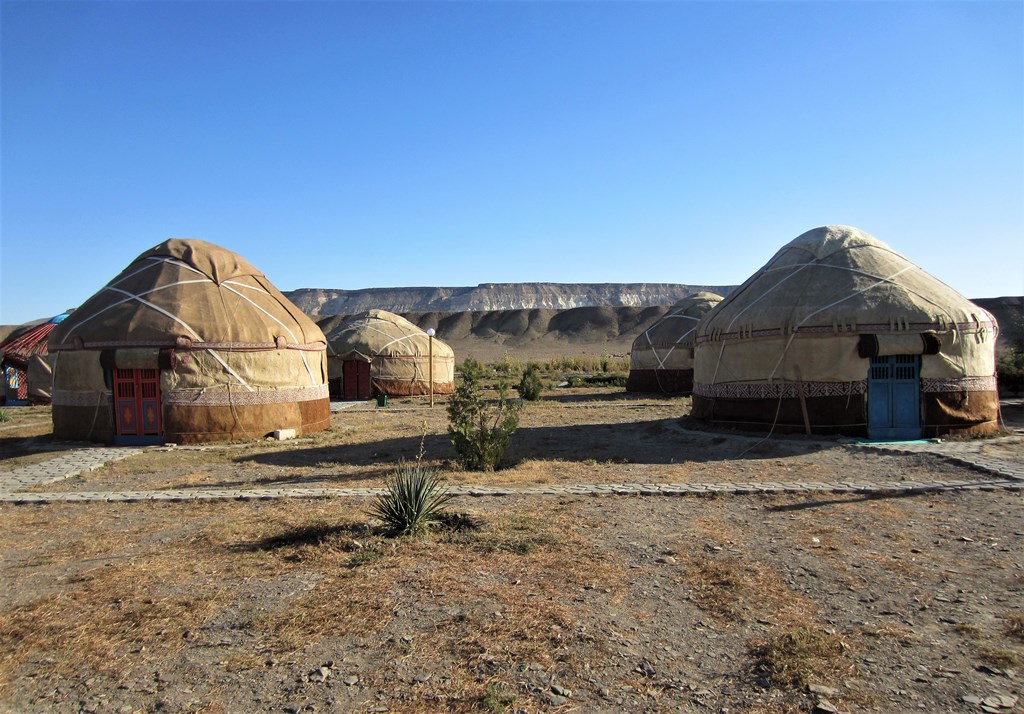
48,239 -> 330,444
626,292 -> 723,394
322,310 -> 455,399
692,226 -> 999,439
0,314 -> 68,405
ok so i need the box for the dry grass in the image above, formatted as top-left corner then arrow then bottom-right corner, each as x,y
747,623 -> 852,689
0,496 -> 628,710
2,396 -> 1022,712
0,548 -> 231,687
1004,613 -> 1024,642
679,551 -> 815,628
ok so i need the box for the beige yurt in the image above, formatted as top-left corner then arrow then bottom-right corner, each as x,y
48,239 -> 330,444
322,310 -> 454,399
626,292 -> 723,394
692,226 -> 999,439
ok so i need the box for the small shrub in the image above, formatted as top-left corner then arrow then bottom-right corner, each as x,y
345,549 -> 384,569
367,461 -> 454,536
0,408 -> 10,423
516,362 -> 544,401
447,357 -> 523,471
482,682 -> 516,712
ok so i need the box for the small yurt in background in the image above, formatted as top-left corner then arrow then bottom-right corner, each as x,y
321,310 -> 455,399
0,314 -> 69,405
692,226 -> 999,439
48,239 -> 330,444
626,292 -> 723,394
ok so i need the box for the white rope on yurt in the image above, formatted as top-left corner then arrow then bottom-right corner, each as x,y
221,281 -> 317,386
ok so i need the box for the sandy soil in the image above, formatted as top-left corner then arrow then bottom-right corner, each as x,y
0,393 -> 1021,714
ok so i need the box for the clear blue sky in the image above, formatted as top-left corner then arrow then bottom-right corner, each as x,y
2,1 -> 1021,326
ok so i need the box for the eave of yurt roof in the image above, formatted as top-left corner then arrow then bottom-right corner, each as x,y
698,226 -> 994,338
0,317 -> 63,367
50,239 -> 325,349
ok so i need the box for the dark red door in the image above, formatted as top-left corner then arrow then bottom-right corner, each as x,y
113,369 -> 162,436
342,361 -> 371,400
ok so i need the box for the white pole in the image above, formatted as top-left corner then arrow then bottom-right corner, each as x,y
427,328 -> 435,407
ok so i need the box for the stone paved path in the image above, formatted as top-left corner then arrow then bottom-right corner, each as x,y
0,448 -> 140,496
1,437 -> 1021,505
854,440 -> 1024,481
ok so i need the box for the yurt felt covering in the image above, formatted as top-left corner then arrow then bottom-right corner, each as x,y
0,316 -> 66,404
323,310 -> 455,396
49,239 -> 329,443
692,226 -> 999,436
627,292 -> 723,394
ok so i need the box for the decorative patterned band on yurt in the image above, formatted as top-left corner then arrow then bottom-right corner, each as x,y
691,226 -> 1000,438
48,239 -> 330,444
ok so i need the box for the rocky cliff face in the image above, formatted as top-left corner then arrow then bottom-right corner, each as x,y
286,283 -> 734,318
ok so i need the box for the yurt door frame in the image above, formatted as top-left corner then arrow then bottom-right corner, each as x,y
342,360 -> 372,400
112,368 -> 163,445
867,355 -> 921,440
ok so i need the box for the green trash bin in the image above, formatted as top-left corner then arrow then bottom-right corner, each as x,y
376,394 -> 389,408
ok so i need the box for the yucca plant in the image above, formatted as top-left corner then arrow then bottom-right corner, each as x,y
368,461 -> 454,536
0,408 -> 10,423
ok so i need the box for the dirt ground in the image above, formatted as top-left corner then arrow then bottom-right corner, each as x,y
1,391 -> 1022,714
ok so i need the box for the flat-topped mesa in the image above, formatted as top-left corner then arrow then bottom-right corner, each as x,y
286,283 -> 734,318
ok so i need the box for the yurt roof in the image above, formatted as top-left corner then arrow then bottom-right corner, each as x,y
632,292 -> 723,352
50,239 -> 325,349
697,226 -> 995,341
0,314 -> 68,366
324,309 -> 454,362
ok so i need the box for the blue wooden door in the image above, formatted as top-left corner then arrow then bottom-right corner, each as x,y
868,355 -> 921,440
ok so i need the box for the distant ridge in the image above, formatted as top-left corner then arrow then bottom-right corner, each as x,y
285,282 -> 735,318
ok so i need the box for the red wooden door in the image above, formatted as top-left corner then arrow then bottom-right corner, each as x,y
343,361 -> 371,400
113,369 -> 162,436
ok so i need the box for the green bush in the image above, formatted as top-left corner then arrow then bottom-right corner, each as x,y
0,408 -> 10,423
368,461 -> 454,536
448,357 -> 523,471
516,362 -> 544,401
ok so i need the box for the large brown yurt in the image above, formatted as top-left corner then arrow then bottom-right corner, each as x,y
322,310 -> 455,399
626,292 -> 723,394
48,239 -> 330,444
692,226 -> 999,439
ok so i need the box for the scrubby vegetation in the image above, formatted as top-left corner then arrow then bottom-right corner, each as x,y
455,353 -> 630,393
516,362 -> 545,401
447,357 -> 523,471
